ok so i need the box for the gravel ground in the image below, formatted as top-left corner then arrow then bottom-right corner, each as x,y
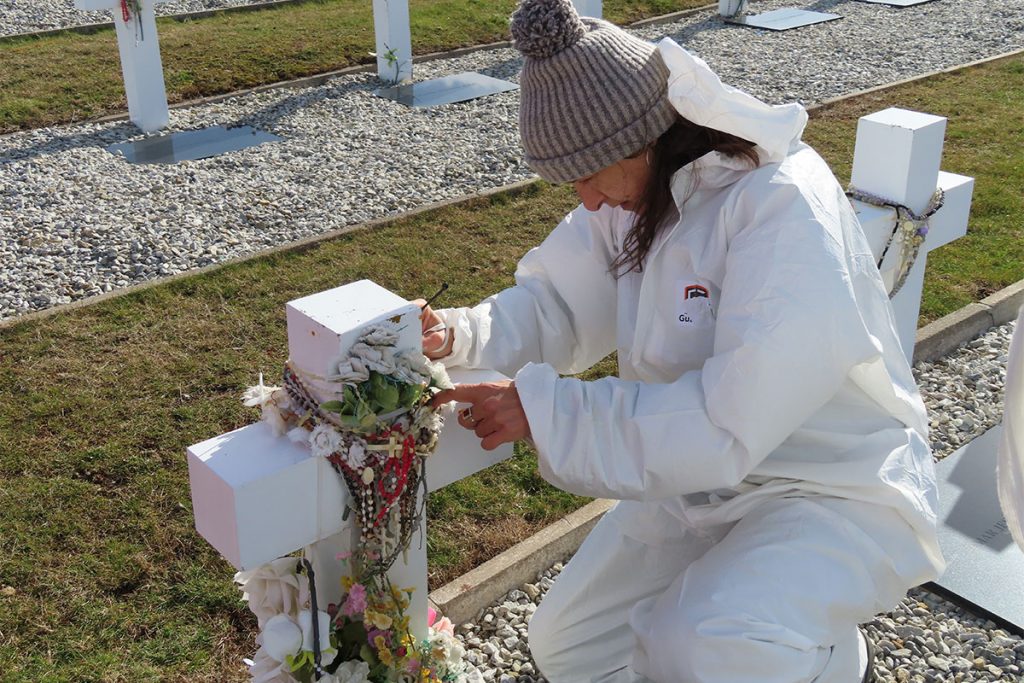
456,568 -> 1024,683
447,323 -> 1022,683
1,0 -> 280,36
2,0 -> 1023,321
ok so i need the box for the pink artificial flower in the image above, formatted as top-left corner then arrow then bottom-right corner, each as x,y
433,616 -> 455,637
341,583 -> 368,617
427,606 -> 438,626
407,658 -> 421,673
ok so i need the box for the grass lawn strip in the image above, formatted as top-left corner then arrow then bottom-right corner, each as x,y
0,54 -> 1021,680
0,0 -> 709,134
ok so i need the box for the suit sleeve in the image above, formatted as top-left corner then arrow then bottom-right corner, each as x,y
516,179 -> 886,500
435,205 -> 620,377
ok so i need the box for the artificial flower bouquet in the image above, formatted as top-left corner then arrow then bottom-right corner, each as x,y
234,555 -> 472,683
237,322 -> 477,683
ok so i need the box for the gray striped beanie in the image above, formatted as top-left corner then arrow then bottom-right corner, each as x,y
510,0 -> 677,183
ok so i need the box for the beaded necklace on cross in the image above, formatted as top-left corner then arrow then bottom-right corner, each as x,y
846,187 -> 945,298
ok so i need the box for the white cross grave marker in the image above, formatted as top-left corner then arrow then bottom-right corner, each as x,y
75,0 -> 170,133
371,0 -> 600,86
187,280 -> 513,641
849,107 -> 975,363
718,0 -> 748,17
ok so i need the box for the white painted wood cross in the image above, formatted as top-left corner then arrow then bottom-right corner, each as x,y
187,280 -> 513,641
849,107 -> 975,363
75,0 -> 170,133
372,0 -> 602,85
372,0 -> 413,84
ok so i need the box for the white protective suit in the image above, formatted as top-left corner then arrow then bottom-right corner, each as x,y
998,304 -> 1024,551
437,38 -> 945,683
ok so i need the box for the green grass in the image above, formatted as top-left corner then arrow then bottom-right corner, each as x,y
0,54 -> 1021,681
0,0 -> 710,133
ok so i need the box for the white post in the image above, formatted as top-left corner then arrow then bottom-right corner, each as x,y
849,107 -> 975,363
372,0 -> 413,84
75,0 -> 169,133
718,0 -> 748,17
572,0 -> 603,18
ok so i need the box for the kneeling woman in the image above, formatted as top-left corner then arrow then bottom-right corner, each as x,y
423,1 -> 944,680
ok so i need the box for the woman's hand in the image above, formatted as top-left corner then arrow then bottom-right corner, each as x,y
432,381 -> 530,451
413,298 -> 453,359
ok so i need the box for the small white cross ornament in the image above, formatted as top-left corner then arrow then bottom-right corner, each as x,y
75,0 -> 170,133
849,107 -> 975,364
187,280 -> 513,642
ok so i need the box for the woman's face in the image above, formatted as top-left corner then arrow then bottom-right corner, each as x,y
572,151 -> 650,213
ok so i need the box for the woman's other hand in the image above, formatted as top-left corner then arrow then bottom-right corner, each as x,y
413,298 -> 453,359
432,381 -> 530,451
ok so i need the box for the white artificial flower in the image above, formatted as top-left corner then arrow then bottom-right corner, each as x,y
262,404 -> 288,438
298,609 -> 338,666
263,613 -> 303,662
331,356 -> 370,384
246,645 -> 292,683
243,373 -> 281,407
394,351 -> 430,386
350,343 -> 397,376
413,407 -> 443,434
392,672 -> 418,683
427,359 -> 454,390
309,424 -> 343,459
359,324 -> 400,347
287,427 -> 310,445
234,557 -> 304,628
331,660 -> 371,683
344,440 -> 368,470
429,629 -> 466,675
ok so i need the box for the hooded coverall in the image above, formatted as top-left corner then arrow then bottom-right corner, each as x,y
435,38 -> 945,683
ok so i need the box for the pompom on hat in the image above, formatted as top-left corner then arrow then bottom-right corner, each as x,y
510,0 -> 678,183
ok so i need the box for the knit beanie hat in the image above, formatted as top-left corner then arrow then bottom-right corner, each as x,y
510,0 -> 678,183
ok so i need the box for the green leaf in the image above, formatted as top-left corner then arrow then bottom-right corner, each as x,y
377,383 -> 400,411
343,385 -> 359,412
320,400 -> 345,413
360,644 -> 379,666
400,383 -> 423,409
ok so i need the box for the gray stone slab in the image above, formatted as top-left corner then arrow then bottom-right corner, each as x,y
108,125 -> 282,164
725,8 -> 841,31
932,425 -> 1024,633
374,72 -> 518,108
855,0 -> 936,6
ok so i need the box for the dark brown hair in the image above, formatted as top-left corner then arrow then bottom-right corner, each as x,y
610,116 -> 760,277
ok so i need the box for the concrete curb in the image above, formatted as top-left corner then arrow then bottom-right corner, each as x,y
914,279 -> 1024,364
428,499 -> 614,626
